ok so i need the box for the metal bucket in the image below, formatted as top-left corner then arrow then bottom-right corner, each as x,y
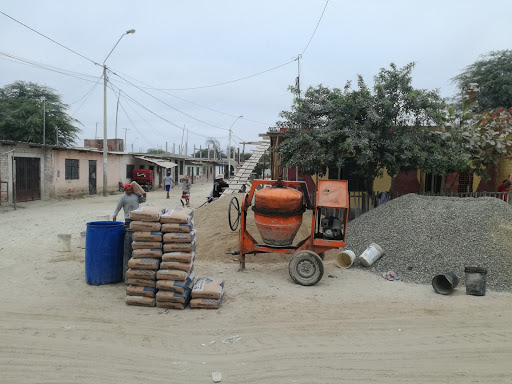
432,272 -> 459,295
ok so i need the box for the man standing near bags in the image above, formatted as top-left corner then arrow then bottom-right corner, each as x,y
113,183 -> 146,227
213,174 -> 229,198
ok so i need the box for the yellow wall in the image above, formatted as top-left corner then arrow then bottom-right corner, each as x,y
499,156 -> 512,184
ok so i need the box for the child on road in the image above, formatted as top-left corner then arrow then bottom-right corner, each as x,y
181,175 -> 191,206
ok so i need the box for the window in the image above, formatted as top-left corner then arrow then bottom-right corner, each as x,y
65,159 -> 79,180
126,164 -> 134,179
458,172 -> 474,193
331,158 -> 365,191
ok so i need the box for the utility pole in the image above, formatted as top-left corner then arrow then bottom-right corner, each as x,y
115,90 -> 121,139
122,128 -> 130,152
227,115 -> 243,180
41,97 -> 46,145
103,64 -> 108,196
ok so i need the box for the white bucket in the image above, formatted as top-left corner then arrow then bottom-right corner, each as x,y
358,243 -> 384,267
79,231 -> 86,249
96,215 -> 110,221
336,250 -> 356,268
57,234 -> 72,252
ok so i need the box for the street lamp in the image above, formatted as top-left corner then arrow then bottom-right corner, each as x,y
102,28 -> 135,196
227,115 -> 243,180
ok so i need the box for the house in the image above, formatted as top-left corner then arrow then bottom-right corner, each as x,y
0,139 -> 215,204
266,127 -> 511,194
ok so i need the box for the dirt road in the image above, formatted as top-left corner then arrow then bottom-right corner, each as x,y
1,182 -> 511,383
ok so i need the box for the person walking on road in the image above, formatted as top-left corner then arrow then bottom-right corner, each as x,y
163,171 -> 175,199
181,175 -> 191,206
113,184 -> 146,227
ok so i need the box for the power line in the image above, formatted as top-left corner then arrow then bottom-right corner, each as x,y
0,10 -> 99,66
109,71 -> 232,132
0,51 -> 99,83
149,59 -> 297,91
301,0 -> 329,56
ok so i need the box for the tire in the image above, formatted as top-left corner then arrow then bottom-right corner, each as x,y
289,250 -> 324,286
318,252 -> 325,260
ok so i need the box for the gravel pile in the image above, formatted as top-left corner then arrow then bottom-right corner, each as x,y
345,194 -> 512,292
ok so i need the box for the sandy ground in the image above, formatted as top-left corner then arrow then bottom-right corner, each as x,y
1,182 -> 511,384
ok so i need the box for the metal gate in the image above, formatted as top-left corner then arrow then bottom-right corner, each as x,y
15,157 -> 41,202
89,160 -> 97,195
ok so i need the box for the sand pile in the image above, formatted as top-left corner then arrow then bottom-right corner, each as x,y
345,194 -> 512,292
194,194 -> 315,264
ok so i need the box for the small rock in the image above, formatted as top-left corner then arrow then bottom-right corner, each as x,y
212,371 -> 222,382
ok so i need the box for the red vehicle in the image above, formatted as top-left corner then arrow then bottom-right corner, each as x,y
133,169 -> 154,191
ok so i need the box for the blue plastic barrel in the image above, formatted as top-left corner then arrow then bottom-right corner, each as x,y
85,221 -> 125,285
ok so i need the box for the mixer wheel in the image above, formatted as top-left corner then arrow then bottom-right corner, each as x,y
289,251 -> 324,286
228,196 -> 241,231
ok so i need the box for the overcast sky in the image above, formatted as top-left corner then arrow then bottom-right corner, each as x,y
1,1 -> 511,154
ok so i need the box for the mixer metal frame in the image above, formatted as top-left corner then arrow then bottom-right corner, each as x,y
235,179 -> 349,285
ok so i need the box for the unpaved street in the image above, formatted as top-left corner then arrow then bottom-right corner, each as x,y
1,183 -> 511,383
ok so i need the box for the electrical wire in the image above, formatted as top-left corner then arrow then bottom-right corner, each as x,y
0,52 -> 99,83
0,10 -> 99,66
140,59 -> 297,91
109,71 -> 232,132
301,0 -> 329,56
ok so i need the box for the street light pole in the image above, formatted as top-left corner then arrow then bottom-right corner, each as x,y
131,138 -> 139,153
102,29 -> 135,197
227,115 -> 243,180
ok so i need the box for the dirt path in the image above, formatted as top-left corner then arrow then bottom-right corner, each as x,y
1,183 -> 511,383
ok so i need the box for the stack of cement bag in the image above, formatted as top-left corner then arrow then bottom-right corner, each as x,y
190,277 -> 225,309
125,205 -> 165,307
156,207 -> 196,309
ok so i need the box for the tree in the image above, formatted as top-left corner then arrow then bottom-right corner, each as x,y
277,63 -> 447,194
0,81 -> 80,146
204,137 -> 224,160
452,50 -> 512,111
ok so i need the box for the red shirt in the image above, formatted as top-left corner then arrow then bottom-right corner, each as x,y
497,183 -> 510,202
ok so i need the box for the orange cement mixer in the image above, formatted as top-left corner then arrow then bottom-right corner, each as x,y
228,179 -> 349,286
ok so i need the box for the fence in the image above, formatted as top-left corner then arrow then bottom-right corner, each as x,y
348,190 -> 512,219
0,181 -> 7,205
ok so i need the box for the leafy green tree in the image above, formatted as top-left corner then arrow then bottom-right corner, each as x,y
452,50 -> 512,111
0,81 -> 80,146
277,63 -> 447,194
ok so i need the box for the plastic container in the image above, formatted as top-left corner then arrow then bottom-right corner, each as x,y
464,266 -> 487,296
57,234 -> 72,252
336,250 -> 356,268
79,231 -> 86,249
123,229 -> 133,284
85,221 -> 125,285
432,272 -> 459,295
358,243 -> 384,267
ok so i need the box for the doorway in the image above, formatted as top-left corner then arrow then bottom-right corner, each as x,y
89,160 -> 97,195
14,157 -> 41,202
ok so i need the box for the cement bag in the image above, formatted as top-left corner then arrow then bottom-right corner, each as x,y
130,205 -> 165,222
161,220 -> 194,233
131,249 -> 163,259
130,221 -> 162,232
126,285 -> 156,298
132,241 -> 162,249
132,231 -> 163,242
162,251 -> 195,263
190,294 -> 223,309
125,295 -> 156,307
163,230 -> 196,244
130,181 -> 145,196
126,268 -> 157,280
156,289 -> 191,303
156,274 -> 195,293
162,240 -> 196,253
191,277 -> 225,299
160,207 -> 194,224
160,258 -> 194,272
156,300 -> 189,310
126,278 -> 156,288
128,258 -> 161,270
157,265 -> 194,281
